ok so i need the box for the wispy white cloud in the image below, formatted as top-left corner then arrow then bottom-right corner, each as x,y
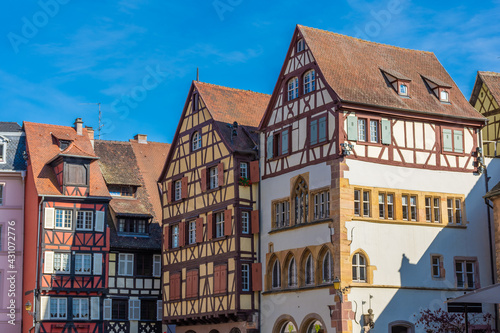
179,43 -> 263,64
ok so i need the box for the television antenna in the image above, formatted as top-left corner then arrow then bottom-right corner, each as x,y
79,102 -> 103,139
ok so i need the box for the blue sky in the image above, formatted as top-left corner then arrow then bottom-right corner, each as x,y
1,0 -> 499,143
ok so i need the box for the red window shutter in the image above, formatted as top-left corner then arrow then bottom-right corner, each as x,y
218,162 -> 224,187
250,160 -> 259,183
200,168 -> 207,192
252,263 -> 262,291
186,272 -> 192,298
179,222 -> 185,247
251,210 -> 259,234
164,225 -> 170,250
181,177 -> 188,199
170,273 -> 180,300
196,218 -> 204,243
213,267 -> 220,294
166,181 -> 172,203
224,209 -> 232,236
220,265 -> 227,293
207,214 -> 213,240
193,270 -> 199,297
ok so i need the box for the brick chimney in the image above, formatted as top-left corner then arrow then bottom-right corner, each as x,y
134,134 -> 147,144
86,126 -> 94,148
74,118 -> 83,136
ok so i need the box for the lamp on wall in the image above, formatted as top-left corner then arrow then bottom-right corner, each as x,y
340,143 -> 354,156
25,301 -> 32,312
333,277 -> 349,303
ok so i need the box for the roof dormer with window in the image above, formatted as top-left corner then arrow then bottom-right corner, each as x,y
422,76 -> 452,103
381,68 -> 411,97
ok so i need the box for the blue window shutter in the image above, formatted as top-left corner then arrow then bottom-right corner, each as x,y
442,129 -> 453,152
318,116 -> 327,143
310,119 -> 318,145
267,135 -> 273,160
281,130 -> 289,155
381,119 -> 391,145
454,130 -> 463,153
347,115 -> 358,141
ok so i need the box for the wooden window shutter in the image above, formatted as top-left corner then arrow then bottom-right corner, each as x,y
39,296 -> 50,320
164,225 -> 170,250
93,253 -> 102,275
281,129 -> 289,155
103,299 -> 112,320
193,270 -> 199,297
95,211 -> 105,232
319,116 -> 327,143
200,168 -> 207,192
218,162 -> 224,187
347,115 -> 358,141
252,263 -> 262,291
207,214 -> 213,240
224,209 -> 232,236
181,176 -> 188,199
220,265 -> 227,292
44,251 -> 54,274
442,129 -> 453,152
214,266 -> 220,294
170,273 -> 180,300
251,210 -> 259,234
186,272 -> 192,298
196,218 -> 204,243
439,259 -> 446,278
44,207 -> 55,229
250,160 -> 259,183
91,297 -> 100,320
267,135 -> 273,160
454,130 -> 463,153
310,119 -> 318,145
167,181 -> 172,202
156,300 -> 162,321
381,119 -> 391,145
179,222 -> 185,247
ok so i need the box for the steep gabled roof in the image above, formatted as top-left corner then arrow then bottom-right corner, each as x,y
24,121 -> 109,197
471,71 -> 500,107
265,25 -> 483,124
94,141 -> 142,186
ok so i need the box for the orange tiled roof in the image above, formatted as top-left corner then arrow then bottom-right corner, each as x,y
24,121 -> 109,197
478,71 -> 500,104
298,25 -> 484,121
194,81 -> 270,127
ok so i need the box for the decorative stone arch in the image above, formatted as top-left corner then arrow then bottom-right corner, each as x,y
299,313 -> 328,333
350,248 -> 376,284
299,247 -> 314,286
209,330 -> 220,333
273,314 -> 299,333
229,328 -> 241,333
186,331 -> 196,333
283,251 -> 296,288
317,244 -> 334,284
388,320 -> 415,333
267,253 -> 282,290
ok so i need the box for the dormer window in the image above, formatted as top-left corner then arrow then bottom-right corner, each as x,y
380,68 -> 411,97
65,162 -> 88,186
109,185 -> 136,197
0,142 -> 5,163
440,90 -> 449,102
59,140 -> 70,150
118,218 -> 147,234
399,84 -> 408,96
422,76 -> 452,103
297,39 -> 304,53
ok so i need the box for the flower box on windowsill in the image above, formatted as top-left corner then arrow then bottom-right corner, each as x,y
239,177 -> 252,187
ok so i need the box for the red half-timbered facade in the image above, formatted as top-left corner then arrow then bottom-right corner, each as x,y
159,81 -> 268,333
23,119 -> 111,333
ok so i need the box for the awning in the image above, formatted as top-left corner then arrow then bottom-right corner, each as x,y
446,284 -> 500,304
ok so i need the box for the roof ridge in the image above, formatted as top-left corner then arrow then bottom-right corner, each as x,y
24,121 -> 78,131
195,81 -> 270,96
479,71 -> 500,76
297,24 -> 434,54
95,139 -> 132,145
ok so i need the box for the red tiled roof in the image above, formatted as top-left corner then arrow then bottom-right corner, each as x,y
479,71 -> 500,104
194,81 -> 270,127
298,25 -> 484,121
24,121 -> 109,197
109,198 -> 150,216
60,142 -> 97,158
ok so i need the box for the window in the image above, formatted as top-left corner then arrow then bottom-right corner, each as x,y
310,116 -> 327,146
378,192 -> 394,219
370,120 -> 379,143
425,197 -> 440,222
378,193 -> 385,218
0,184 -> 3,205
402,195 -> 409,220
209,166 -> 218,189
0,225 -> 2,250
213,265 -> 227,294
192,93 -> 199,112
455,260 -> 476,289
240,162 -> 248,179
274,201 -> 290,229
59,140 -> 70,150
112,299 -> 127,320
399,84 -> 408,96
431,255 -> 442,278
135,253 -> 153,276
54,252 -> 70,273
440,90 -> 449,102
55,209 -> 72,229
314,190 -> 330,220
305,254 -> 314,285
66,163 -> 87,185
192,131 -> 202,151
188,220 -> 196,244
174,180 -> 182,201
387,194 -> 394,219
74,254 -> 91,274
280,322 -> 297,333
140,300 -> 156,321
153,254 -> 161,277
307,321 -> 323,333
410,196 -> 417,221
433,198 -> 440,222
109,185 -> 135,197
169,272 -> 181,300
447,198 -> 463,224
171,224 -> 179,248
0,143 -> 5,163
241,211 -> 249,234
186,270 -> 199,298
294,178 -> 309,224
288,77 -> 299,101
352,253 -> 367,282
272,260 -> 281,289
76,211 -> 93,230
288,257 -> 297,287
118,253 -> 134,276
242,264 -> 250,291
118,218 -> 147,234
442,129 -> 463,154
358,119 -> 367,142
215,212 -> 224,238
303,70 -> 315,94
50,298 -> 67,319
296,39 -> 304,52
72,298 -> 89,320
389,322 -> 414,333
362,191 -> 370,217
322,251 -> 332,283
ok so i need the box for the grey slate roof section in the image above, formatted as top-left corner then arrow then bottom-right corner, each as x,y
0,122 -> 22,132
0,122 -> 26,171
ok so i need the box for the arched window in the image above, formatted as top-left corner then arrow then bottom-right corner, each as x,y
352,252 -> 367,282
280,322 -> 297,333
192,131 -> 201,151
272,260 -> 281,289
303,70 -> 316,94
288,257 -> 297,287
229,328 -> 241,333
307,320 -> 323,333
305,254 -> 314,285
288,77 -> 299,101
294,177 -> 308,224
440,90 -> 449,102
389,321 -> 415,333
322,251 -> 332,283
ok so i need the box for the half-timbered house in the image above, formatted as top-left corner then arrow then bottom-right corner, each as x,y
23,119 -> 111,333
94,135 -> 169,333
258,25 -> 492,333
159,81 -> 269,333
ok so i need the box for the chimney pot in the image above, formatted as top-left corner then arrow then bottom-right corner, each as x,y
134,134 -> 147,144
74,118 -> 83,136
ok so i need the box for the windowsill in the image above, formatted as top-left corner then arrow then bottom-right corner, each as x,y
212,236 -> 228,242
268,153 -> 290,162
398,95 -> 411,99
74,273 -> 91,275
440,101 -> 451,105
76,229 -> 93,232
117,232 -> 149,237
352,216 -> 467,228
206,186 -> 220,193
355,140 -> 387,147
442,150 -> 465,157
270,218 -> 332,234
309,141 -> 328,149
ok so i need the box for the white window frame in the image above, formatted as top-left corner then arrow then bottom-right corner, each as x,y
53,252 -> 70,274
215,212 -> 224,238
358,119 -> 367,142
153,254 -> 161,277
369,120 -> 379,143
55,209 -> 72,230
352,253 -> 367,282
188,220 -> 196,244
241,211 -> 249,234
456,260 -> 475,289
72,298 -> 89,320
50,297 -> 67,319
192,131 -> 202,151
399,83 -> 408,96
74,253 -> 92,275
76,211 -> 93,231
440,90 -> 449,102
174,180 -> 182,201
431,255 -> 441,278
296,39 -> 304,52
171,224 -> 179,248
0,141 -> 6,163
303,70 -> 315,94
118,253 -> 134,276
240,162 -> 248,179
242,264 -> 250,291
287,77 -> 299,101
209,166 -> 218,189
